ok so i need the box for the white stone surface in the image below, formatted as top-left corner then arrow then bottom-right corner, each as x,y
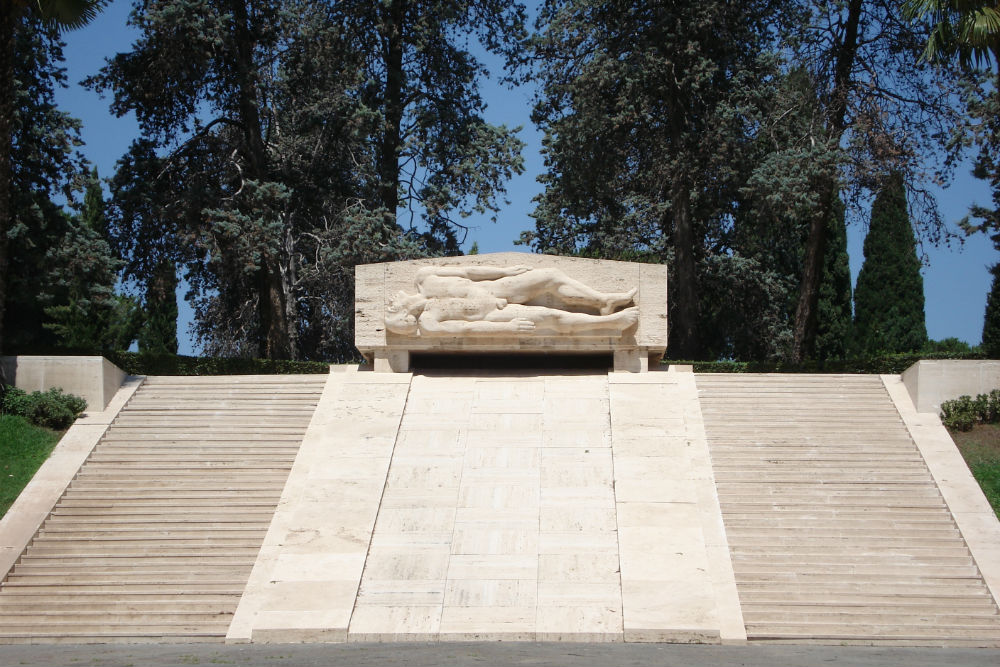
227,371 -> 410,643
0,355 -> 127,410
355,254 -> 667,371
884,373 -> 1000,609
0,375 -> 143,581
610,372 -> 741,643
902,359 -> 1000,414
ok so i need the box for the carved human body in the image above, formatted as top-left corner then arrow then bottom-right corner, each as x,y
385,265 -> 638,337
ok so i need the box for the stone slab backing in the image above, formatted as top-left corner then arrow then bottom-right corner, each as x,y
883,374 -> 1000,607
355,253 -> 667,359
227,369 -> 412,643
0,376 -> 144,581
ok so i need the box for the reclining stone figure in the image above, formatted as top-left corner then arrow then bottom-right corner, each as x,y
384,265 -> 638,337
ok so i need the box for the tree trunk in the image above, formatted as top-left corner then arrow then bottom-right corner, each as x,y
0,6 -> 14,356
669,175 -> 699,359
791,0 -> 862,362
257,263 -> 290,359
791,191 -> 833,362
378,0 -> 405,228
230,0 -> 291,359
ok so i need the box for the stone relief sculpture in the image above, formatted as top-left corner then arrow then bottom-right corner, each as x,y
384,265 -> 639,337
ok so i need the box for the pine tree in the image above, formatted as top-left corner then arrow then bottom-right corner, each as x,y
982,264 -> 1000,358
525,0 -> 782,358
42,167 -> 141,352
91,0 -> 525,360
813,199 -> 853,360
854,173 -> 928,355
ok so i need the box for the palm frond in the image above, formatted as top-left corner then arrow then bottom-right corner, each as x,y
34,0 -> 105,31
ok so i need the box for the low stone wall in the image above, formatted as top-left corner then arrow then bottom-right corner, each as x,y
901,359 -> 1000,414
0,356 -> 126,411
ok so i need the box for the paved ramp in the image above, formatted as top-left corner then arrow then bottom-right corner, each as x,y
696,374 -> 1000,646
0,375 -> 325,643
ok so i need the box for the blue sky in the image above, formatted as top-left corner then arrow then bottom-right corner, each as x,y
54,0 -> 998,356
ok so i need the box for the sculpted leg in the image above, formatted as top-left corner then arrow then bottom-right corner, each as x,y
491,268 -> 636,314
491,305 -> 640,333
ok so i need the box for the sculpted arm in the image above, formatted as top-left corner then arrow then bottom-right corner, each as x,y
418,311 -> 535,336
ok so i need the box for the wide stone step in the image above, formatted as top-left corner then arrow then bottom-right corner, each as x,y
0,612 -> 234,624
0,583 -> 245,594
0,632 -> 223,644
14,556 -> 253,566
741,601 -> 998,613
732,553 -> 974,566
744,623 -> 1000,641
0,598 -> 239,611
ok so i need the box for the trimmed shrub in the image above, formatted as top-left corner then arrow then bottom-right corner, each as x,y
663,350 -> 987,375
940,390 -> 1000,432
0,386 -> 87,430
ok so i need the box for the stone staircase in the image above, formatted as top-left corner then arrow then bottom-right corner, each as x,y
696,373 -> 1000,646
0,374 -> 326,644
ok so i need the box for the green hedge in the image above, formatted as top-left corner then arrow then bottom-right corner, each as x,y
4,345 -> 334,376
662,351 -> 986,375
104,351 -> 331,376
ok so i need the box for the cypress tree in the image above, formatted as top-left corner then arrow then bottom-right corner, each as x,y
982,264 -> 1000,358
138,261 -> 178,355
813,198 -> 853,360
854,173 -> 927,355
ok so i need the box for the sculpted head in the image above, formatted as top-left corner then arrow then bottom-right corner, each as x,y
385,291 -> 426,335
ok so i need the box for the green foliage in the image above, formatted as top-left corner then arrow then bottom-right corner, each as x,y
0,415 -> 61,517
925,337 -> 979,355
0,385 -> 87,430
697,255 -> 795,362
89,0 -> 526,361
854,173 -> 928,355
813,200 -> 853,360
904,1 -> 1000,68
524,0 -> 784,358
940,390 -> 1000,431
138,260 -> 178,355
667,349 -> 986,375
983,264 -> 1000,357
104,351 -> 330,377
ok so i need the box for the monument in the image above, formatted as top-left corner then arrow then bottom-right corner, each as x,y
355,253 -> 668,372
2,253 -> 999,646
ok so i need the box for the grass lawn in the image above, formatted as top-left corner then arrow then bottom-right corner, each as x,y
0,415 -> 62,518
947,423 -> 1000,519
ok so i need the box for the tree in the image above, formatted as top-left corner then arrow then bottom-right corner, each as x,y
854,172 -> 928,354
92,0 -> 525,360
0,0 -> 103,353
137,260 -> 178,354
524,0 -> 784,358
787,0 -> 968,361
40,167 -> 141,352
813,198 -> 854,360
905,3 -> 1000,355
982,263 -> 1000,357
903,1 -> 1000,68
